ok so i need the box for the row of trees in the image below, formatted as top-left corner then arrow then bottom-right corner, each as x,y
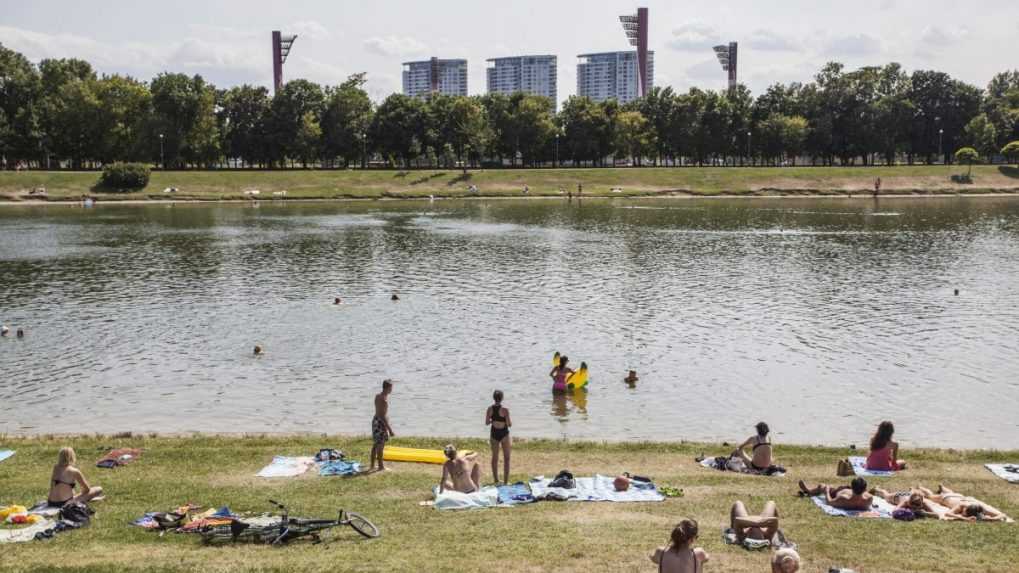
1,42 -> 1017,169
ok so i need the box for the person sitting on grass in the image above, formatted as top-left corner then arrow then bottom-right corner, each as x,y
771,547 -> 801,573
732,422 -> 774,472
650,518 -> 709,573
915,485 -> 1010,522
871,487 -> 950,519
439,445 -> 481,494
865,420 -> 906,471
798,477 -> 872,511
730,500 -> 780,544
47,447 -> 104,507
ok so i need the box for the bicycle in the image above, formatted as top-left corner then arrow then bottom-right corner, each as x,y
200,499 -> 379,545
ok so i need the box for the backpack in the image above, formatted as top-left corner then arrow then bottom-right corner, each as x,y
836,458 -> 854,477
59,502 -> 94,528
549,470 -> 576,489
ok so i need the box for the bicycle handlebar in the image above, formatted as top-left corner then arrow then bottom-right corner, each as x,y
268,499 -> 286,510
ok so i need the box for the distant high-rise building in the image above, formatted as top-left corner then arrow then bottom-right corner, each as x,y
402,58 -> 468,97
576,51 -> 655,104
486,55 -> 558,107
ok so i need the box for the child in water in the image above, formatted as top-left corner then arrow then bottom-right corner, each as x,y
549,356 -> 574,394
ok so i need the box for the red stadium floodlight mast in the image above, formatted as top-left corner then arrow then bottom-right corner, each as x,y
272,30 -> 298,95
713,42 -> 738,93
618,7 -> 649,97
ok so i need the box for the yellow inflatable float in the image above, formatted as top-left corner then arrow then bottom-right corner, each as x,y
383,446 -> 475,465
567,362 -> 589,392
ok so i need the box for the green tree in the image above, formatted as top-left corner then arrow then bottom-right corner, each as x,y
983,71 -> 1019,148
150,73 -> 221,168
268,79 -> 325,167
964,114 -> 998,160
1002,141 -> 1019,165
613,110 -> 654,165
37,58 -> 95,166
558,96 -> 607,165
955,146 -> 979,177
447,96 -> 491,171
321,73 -> 372,167
218,85 -> 271,167
93,75 -> 151,164
368,94 -> 425,168
0,44 -> 42,168
634,86 -> 675,164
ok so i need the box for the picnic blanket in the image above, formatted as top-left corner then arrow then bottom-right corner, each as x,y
497,482 -> 536,506
529,475 -> 665,502
432,486 -> 501,511
849,456 -> 895,477
26,502 -> 61,518
96,448 -> 142,469
808,494 -> 896,518
0,450 -> 14,464
0,519 -> 54,544
985,463 -> 1019,484
255,456 -> 316,478
699,456 -> 786,477
318,459 -> 361,477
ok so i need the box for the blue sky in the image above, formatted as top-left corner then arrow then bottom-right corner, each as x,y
2,0 -> 1016,101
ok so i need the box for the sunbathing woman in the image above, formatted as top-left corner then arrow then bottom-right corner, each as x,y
871,487 -> 950,520
485,390 -> 512,485
439,445 -> 481,494
48,447 -> 104,507
731,500 -> 780,544
915,485 -> 1010,522
650,518 -> 709,573
732,422 -> 773,472
798,477 -> 872,511
549,356 -> 575,394
865,420 -> 906,471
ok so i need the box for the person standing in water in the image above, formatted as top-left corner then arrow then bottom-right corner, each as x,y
549,356 -> 574,394
370,379 -> 396,471
486,390 -> 512,484
873,177 -> 881,198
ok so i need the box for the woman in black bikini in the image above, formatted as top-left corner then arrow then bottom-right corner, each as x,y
486,390 -> 512,485
48,447 -> 104,507
733,422 -> 774,471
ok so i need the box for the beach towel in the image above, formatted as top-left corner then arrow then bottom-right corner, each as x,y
0,519 -> 54,544
529,475 -> 665,503
985,463 -> 1019,484
318,459 -> 361,477
432,486 -> 501,510
849,456 -> 895,477
26,502 -> 61,519
96,448 -> 142,469
497,482 -> 536,506
722,527 -> 795,551
0,450 -> 14,463
808,495 -> 896,518
255,456 -> 316,478
699,456 -> 786,477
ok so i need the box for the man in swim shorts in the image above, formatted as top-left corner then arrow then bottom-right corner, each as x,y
798,478 -> 872,511
370,380 -> 395,471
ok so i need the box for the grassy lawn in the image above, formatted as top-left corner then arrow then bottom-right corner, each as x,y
1,165 -> 1017,202
1,435 -> 1017,572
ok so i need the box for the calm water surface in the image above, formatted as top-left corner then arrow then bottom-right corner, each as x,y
2,197 -> 1018,449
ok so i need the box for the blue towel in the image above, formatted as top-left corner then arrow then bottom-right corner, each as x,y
0,450 -> 14,463
318,460 -> 361,477
809,495 -> 895,518
497,482 -> 535,505
850,456 -> 895,477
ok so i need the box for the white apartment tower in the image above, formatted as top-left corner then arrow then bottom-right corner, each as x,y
402,58 -> 468,98
576,51 -> 655,104
486,55 -> 558,107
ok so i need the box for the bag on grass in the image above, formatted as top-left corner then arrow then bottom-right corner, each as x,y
549,470 -> 575,489
836,458 -> 853,477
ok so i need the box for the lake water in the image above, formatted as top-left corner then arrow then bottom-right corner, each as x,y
2,197 -> 1018,449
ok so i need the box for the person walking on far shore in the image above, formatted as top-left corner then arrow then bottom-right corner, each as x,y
371,379 -> 396,471
873,177 -> 881,197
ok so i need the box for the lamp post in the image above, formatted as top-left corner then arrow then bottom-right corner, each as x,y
938,129 -> 944,164
554,134 -> 559,168
747,131 -> 752,166
159,134 -> 164,170
361,132 -> 367,169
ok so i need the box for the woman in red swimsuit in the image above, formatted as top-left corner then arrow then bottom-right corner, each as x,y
865,420 -> 906,471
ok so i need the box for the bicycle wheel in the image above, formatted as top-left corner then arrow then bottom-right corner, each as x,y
345,512 -> 380,539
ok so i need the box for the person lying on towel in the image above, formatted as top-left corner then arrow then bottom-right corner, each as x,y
439,445 -> 481,494
798,477 -> 872,511
914,485 -> 1010,522
731,500 -> 781,544
871,488 -> 952,519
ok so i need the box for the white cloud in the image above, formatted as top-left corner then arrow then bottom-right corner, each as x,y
919,25 -> 969,46
290,21 -> 331,41
745,29 -> 799,52
823,34 -> 882,57
668,22 -> 722,52
363,35 -> 427,57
